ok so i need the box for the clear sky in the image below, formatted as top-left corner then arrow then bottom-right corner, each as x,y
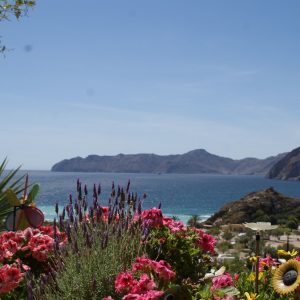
1,0 -> 300,170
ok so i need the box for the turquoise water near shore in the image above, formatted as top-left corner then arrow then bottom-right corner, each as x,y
8,171 -> 300,222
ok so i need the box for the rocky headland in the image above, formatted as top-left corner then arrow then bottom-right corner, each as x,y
267,146 -> 300,180
204,187 -> 300,226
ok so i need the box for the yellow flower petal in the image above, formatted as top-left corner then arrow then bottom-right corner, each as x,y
249,256 -> 258,263
248,272 -> 263,281
277,249 -> 298,257
245,292 -> 258,300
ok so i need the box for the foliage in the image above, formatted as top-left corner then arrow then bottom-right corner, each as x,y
0,0 -> 36,52
0,158 -> 24,228
187,215 -> 202,228
33,180 -> 144,300
144,212 -> 216,284
3,177 -> 300,300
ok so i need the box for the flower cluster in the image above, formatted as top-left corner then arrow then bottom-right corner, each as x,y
211,272 -> 234,292
104,256 -> 175,300
193,228 -> 216,253
0,264 -> 24,294
162,216 -> 186,233
141,208 -> 163,228
259,255 -> 277,271
0,225 -> 67,296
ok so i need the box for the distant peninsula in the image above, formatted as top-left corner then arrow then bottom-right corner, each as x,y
51,149 -> 285,174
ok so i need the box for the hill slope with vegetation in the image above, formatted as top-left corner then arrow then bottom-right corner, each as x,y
205,187 -> 300,226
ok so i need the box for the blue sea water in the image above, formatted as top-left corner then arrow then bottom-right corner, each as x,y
9,171 -> 300,222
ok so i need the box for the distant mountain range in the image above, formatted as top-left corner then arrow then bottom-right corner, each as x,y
51,149 -> 286,175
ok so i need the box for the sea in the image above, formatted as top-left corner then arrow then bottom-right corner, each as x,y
5,171 -> 300,223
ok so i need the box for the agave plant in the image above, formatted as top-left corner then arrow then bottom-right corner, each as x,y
0,158 -> 24,228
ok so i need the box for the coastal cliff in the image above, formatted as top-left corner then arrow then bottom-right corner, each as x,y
267,146 -> 300,180
51,149 -> 285,174
204,188 -> 300,225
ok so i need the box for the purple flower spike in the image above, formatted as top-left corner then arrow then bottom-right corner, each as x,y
55,203 -> 59,215
126,179 -> 130,193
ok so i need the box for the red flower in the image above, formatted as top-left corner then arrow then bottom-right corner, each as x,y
141,208 -> 163,228
0,264 -> 24,294
115,272 -> 137,293
194,228 -> 216,253
23,234 -> 54,262
154,260 -> 176,281
131,274 -> 156,294
211,272 -> 233,292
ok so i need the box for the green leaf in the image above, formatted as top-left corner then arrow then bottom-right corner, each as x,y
215,286 -> 240,296
26,183 -> 39,204
5,188 -> 20,206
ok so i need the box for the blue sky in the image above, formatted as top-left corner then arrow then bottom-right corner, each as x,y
1,0 -> 300,170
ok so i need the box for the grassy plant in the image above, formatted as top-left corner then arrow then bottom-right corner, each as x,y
33,180 -> 144,300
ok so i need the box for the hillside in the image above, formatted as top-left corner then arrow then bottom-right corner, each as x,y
204,188 -> 300,225
51,149 -> 285,174
267,146 -> 300,180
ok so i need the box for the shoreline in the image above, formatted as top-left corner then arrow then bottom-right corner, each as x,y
38,205 -> 211,224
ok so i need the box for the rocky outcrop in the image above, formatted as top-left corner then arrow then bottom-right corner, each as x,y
267,147 -> 300,180
204,188 -> 300,225
51,149 -> 284,174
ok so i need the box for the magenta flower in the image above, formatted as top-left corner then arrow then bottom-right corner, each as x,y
211,272 -> 234,292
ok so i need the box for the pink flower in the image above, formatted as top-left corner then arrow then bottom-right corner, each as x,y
0,264 -> 24,294
141,208 -> 163,228
132,256 -> 156,273
194,228 -> 216,253
132,256 -> 176,282
211,272 -> 233,292
259,255 -> 276,271
115,272 -> 137,293
162,217 -> 186,233
22,234 -> 54,262
154,260 -> 176,281
122,294 -> 141,300
102,297 -> 114,300
131,274 -> 156,294
122,290 -> 164,300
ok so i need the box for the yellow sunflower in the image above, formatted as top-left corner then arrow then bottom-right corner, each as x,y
272,259 -> 300,295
